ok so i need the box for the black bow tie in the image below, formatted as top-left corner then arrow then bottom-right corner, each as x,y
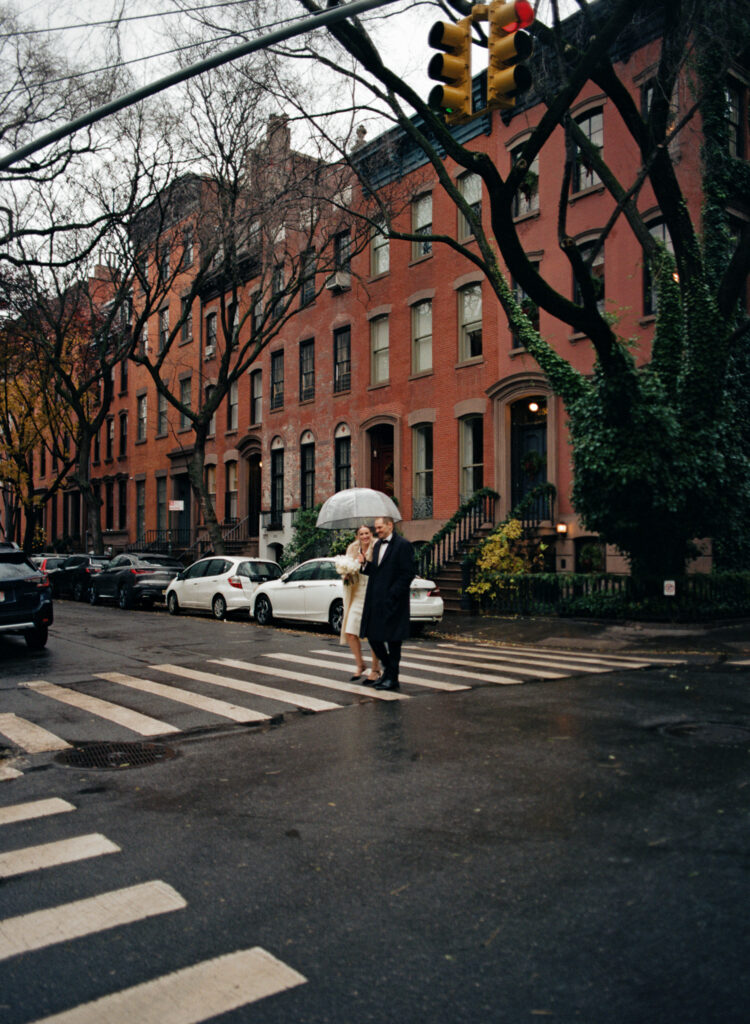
381,537 -> 390,543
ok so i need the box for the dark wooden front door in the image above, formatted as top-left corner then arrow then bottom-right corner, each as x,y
369,424 -> 394,495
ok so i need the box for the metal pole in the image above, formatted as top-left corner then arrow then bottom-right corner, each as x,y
0,0 -> 399,171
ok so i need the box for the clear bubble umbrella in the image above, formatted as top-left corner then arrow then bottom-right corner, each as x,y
315,488 -> 402,530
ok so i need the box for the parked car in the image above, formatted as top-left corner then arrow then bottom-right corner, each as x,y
50,553 -> 110,601
30,553 -> 67,575
89,552 -> 185,609
0,541 -> 54,649
165,555 -> 282,620
249,557 -> 444,634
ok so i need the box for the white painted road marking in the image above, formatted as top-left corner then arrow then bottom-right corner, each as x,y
214,657 -> 408,701
28,946 -> 307,1024
21,681 -> 180,737
0,764 -> 23,781
436,641 -> 658,669
0,880 -> 186,961
96,672 -> 270,724
0,797 -> 75,827
306,650 -> 471,691
152,663 -> 341,712
0,712 -> 71,753
0,833 -> 120,879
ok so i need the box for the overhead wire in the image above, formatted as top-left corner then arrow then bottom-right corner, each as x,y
9,2 -> 313,85
0,1 -> 254,39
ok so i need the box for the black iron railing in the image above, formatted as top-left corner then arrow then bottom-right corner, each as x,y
417,489 -> 497,580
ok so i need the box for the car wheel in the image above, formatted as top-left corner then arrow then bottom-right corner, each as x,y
167,591 -> 180,615
25,624 -> 48,650
88,586 -> 98,605
212,594 -> 227,620
329,598 -> 344,635
118,587 -> 133,610
254,595 -> 273,626
73,581 -> 85,602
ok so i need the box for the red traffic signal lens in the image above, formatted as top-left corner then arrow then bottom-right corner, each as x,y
502,1 -> 534,32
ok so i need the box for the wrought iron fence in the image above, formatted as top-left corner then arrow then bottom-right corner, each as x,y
463,571 -> 750,621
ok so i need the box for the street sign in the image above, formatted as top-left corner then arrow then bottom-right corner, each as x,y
169,500 -> 184,512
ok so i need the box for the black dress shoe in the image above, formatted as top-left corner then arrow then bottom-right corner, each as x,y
361,674 -> 381,687
374,677 -> 400,691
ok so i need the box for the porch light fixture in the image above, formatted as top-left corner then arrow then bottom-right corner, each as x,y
528,401 -> 539,412
556,522 -> 568,534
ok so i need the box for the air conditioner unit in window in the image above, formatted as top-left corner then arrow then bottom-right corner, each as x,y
325,271 -> 351,292
204,345 -> 215,359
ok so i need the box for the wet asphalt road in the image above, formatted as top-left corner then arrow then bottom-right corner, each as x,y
1,605 -> 749,1022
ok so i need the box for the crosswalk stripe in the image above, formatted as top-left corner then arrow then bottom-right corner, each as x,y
301,651 -> 471,691
152,664 -> 341,712
0,834 -> 120,879
0,880 -> 186,962
394,657 -> 522,684
210,658 -> 408,701
21,681 -> 180,737
399,649 -> 569,679
0,712 -> 71,753
0,764 -> 23,781
96,672 -> 269,724
436,641 -> 654,668
0,798 -> 75,827
27,946 -> 307,1024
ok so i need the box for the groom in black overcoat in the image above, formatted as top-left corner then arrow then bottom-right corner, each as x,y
358,515 -> 416,691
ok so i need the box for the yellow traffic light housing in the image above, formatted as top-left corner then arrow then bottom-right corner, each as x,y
427,18 -> 473,126
487,1 -> 534,111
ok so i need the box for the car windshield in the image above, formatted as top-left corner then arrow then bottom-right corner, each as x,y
0,559 -> 38,580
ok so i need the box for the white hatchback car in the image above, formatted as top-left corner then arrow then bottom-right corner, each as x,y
250,557 -> 443,633
165,555 -> 281,619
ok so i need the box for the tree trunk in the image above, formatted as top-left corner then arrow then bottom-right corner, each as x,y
187,427 -> 225,555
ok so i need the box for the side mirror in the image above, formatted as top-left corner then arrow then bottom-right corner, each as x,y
176,571 -> 186,581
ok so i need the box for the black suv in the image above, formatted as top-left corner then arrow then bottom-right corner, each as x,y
0,541 -> 54,649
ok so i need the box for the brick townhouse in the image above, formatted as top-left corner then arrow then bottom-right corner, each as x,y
27,16 -> 747,573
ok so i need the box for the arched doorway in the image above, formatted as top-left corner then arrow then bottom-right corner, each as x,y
510,396 -> 548,518
248,452 -> 261,537
368,423 -> 394,496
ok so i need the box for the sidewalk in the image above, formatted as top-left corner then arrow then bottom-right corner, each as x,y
429,611 -> 750,658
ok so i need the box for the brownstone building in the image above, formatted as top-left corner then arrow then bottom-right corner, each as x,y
24,15 -> 747,574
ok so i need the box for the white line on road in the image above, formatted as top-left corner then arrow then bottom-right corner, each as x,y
0,797 -> 75,827
21,681 -> 180,737
0,713 -> 71,753
96,672 -> 269,724
0,764 -> 23,781
436,642 -> 656,669
0,880 -> 186,961
212,657 -> 408,701
305,651 -> 471,691
0,833 -> 120,879
375,649 -> 568,680
27,946 -> 307,1024
152,663 -> 340,712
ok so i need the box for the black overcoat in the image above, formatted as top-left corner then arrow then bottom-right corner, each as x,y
359,532 -> 416,643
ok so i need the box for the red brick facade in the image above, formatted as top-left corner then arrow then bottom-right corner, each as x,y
26,33 -> 734,573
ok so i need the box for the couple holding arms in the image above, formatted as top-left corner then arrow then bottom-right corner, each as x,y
340,516 -> 416,692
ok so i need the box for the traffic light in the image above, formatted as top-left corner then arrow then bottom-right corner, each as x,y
427,17 -> 473,126
487,0 -> 535,111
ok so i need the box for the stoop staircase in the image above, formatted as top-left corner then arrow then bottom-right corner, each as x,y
417,491 -> 498,615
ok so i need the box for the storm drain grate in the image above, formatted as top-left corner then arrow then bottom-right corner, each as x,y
55,741 -> 177,771
656,721 -> 750,745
